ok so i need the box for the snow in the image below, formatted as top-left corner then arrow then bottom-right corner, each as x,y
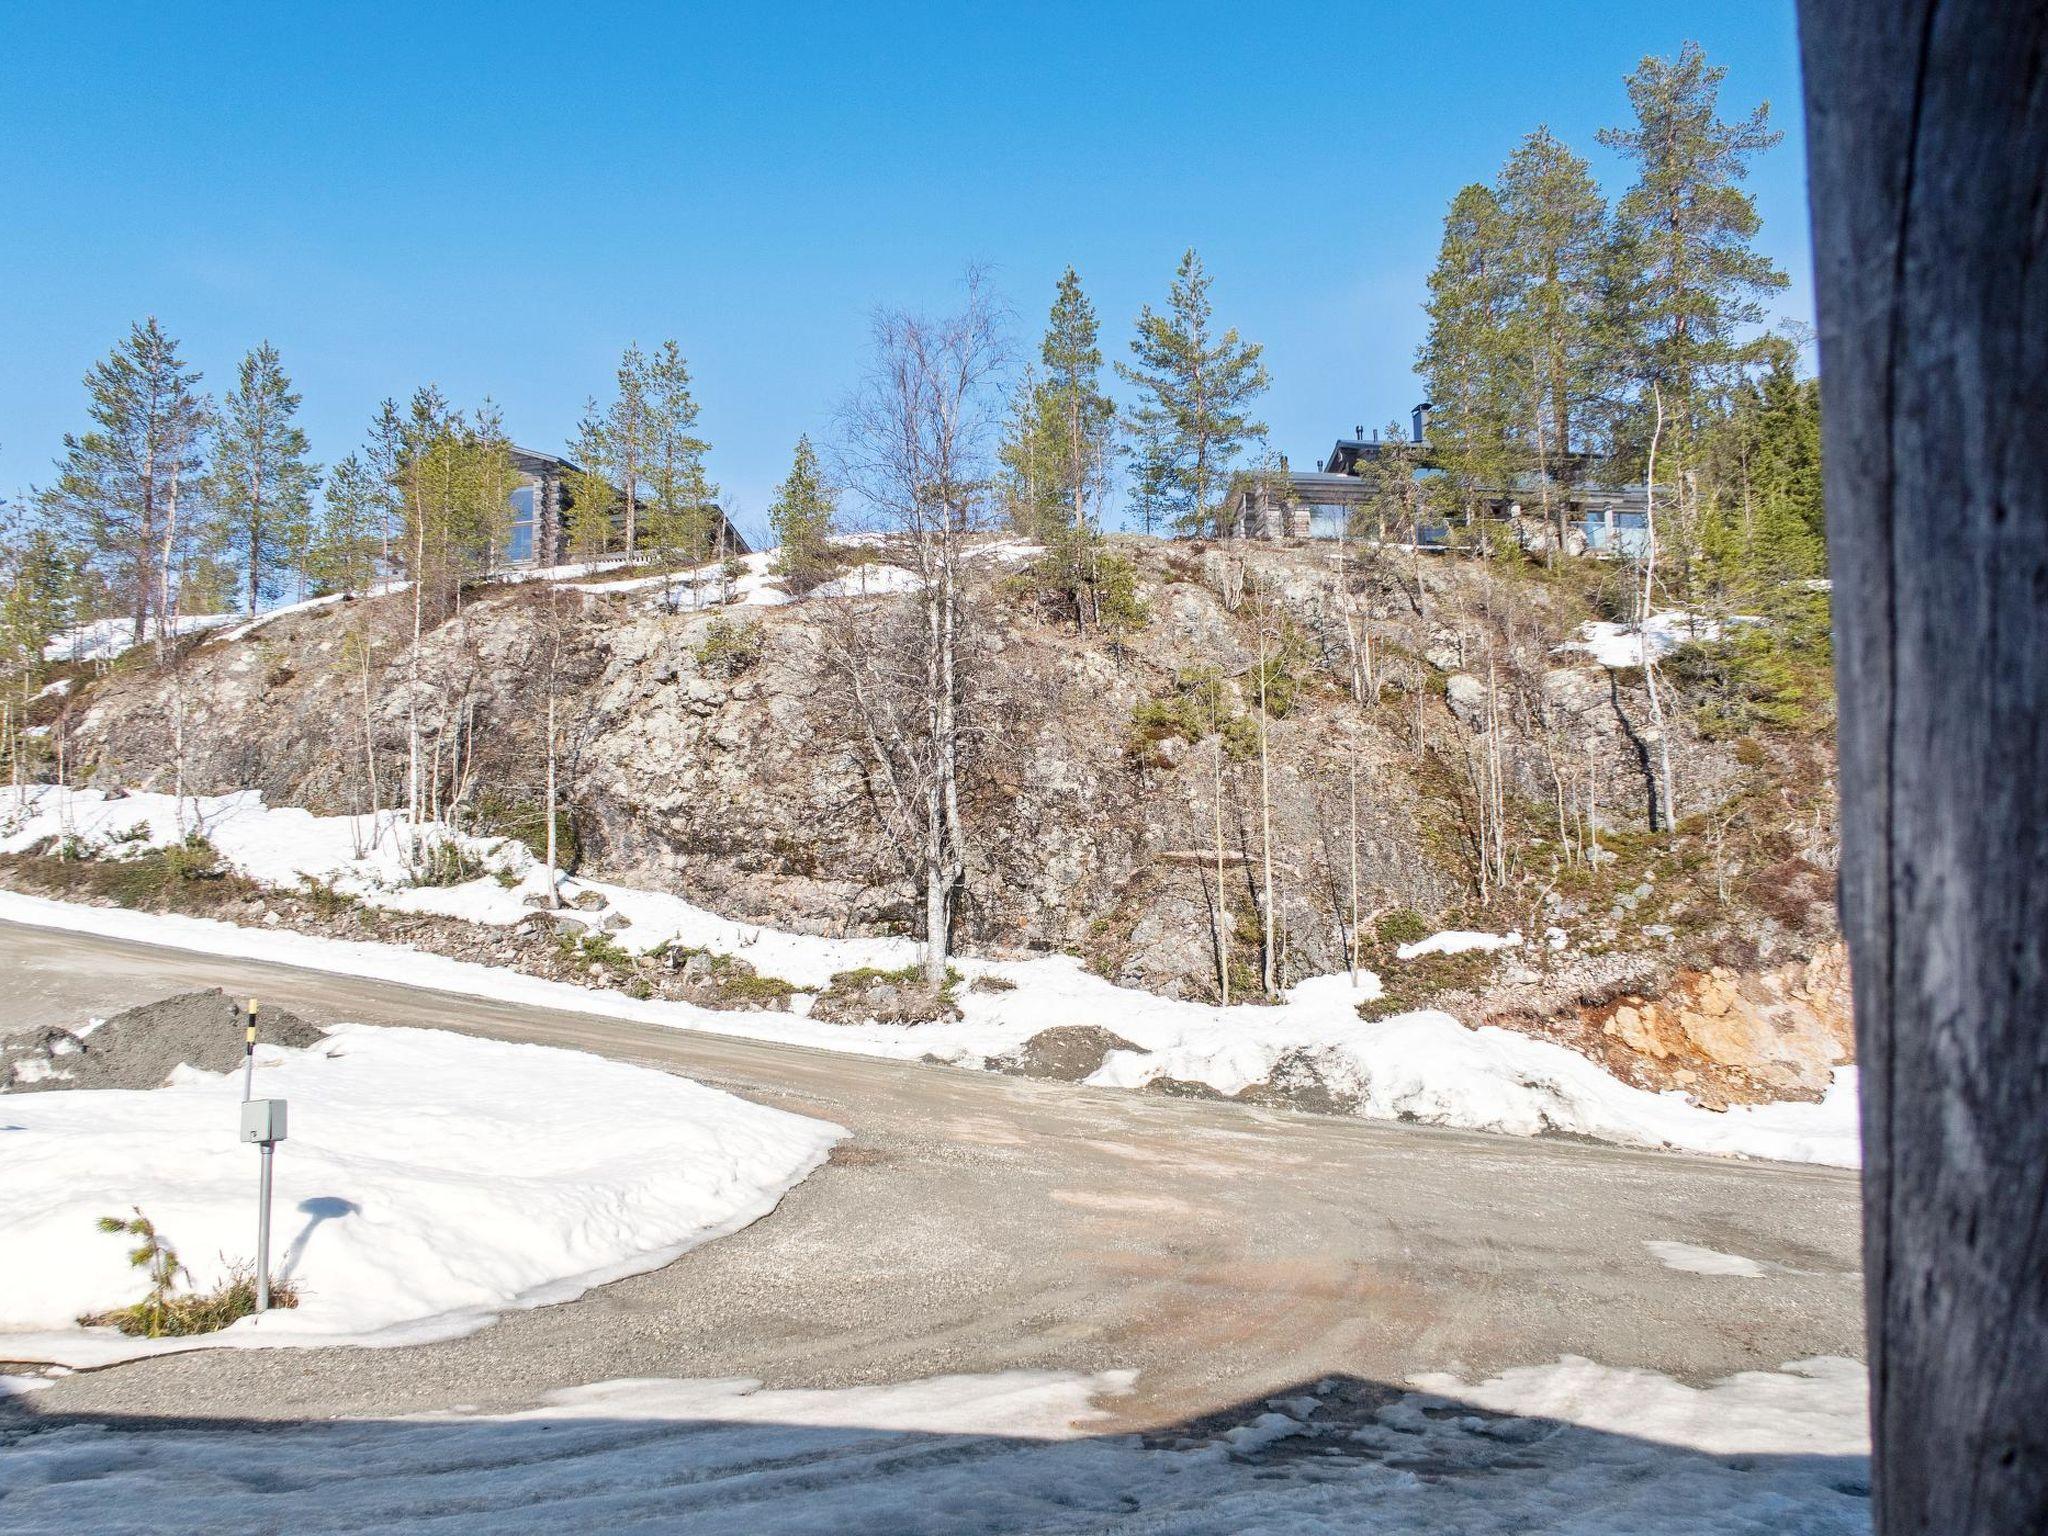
564,550 -> 792,610
217,582 -> 414,642
811,561 -> 924,598
32,677 -> 72,700
1646,1240 -> 1769,1278
42,612 -> 239,663
0,1024 -> 841,1368
1397,928 -> 1523,961
1557,610 -> 1750,669
0,786 -> 1861,1167
0,1356 -> 1869,1532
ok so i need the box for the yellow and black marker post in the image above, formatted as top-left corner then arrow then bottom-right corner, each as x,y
241,998 -> 259,1102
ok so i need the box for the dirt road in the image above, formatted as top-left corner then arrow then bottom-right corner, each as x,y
2,918 -> 1862,1430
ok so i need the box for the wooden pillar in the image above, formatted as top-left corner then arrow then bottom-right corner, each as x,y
537,470 -> 560,567
1799,4 -> 2048,1531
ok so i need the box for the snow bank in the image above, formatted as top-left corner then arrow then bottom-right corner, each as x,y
0,786 -> 527,899
565,550 -> 792,610
0,1025 -> 841,1367
0,1357 -> 1868,1533
42,612 -> 238,664
1556,610 -> 1751,669
0,787 -> 1861,1167
811,562 -> 923,598
1396,929 -> 1523,961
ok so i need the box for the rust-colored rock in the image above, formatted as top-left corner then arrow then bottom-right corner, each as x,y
1583,942 -> 1853,1098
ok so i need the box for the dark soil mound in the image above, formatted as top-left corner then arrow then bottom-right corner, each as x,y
990,1025 -> 1140,1082
2,988 -> 323,1094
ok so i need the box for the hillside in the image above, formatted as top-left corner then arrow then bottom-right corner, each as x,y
16,538 -> 1848,1110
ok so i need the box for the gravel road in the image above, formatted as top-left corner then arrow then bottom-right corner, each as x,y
1,918 -> 1863,1431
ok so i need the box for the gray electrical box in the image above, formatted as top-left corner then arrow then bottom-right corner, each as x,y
240,1098 -> 288,1145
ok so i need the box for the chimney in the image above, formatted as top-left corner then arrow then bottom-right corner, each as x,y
1412,402 -> 1432,444
1354,423 -> 1364,441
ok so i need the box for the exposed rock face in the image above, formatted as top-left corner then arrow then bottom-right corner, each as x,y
40,541 -> 1842,1094
1585,944 -> 1854,1098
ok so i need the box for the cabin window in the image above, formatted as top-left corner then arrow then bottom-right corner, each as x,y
506,484 -> 536,563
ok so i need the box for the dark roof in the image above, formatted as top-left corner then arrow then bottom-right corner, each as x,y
511,444 -> 579,476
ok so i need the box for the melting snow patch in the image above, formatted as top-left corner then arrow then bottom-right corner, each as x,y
0,1024 -> 841,1367
1396,929 -> 1523,961
1557,610 -> 1752,669
1645,1240 -> 1769,1278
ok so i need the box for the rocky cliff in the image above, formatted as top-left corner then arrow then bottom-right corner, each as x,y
31,539 -> 1849,1102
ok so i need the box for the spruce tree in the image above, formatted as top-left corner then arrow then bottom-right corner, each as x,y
1118,250 -> 1270,538
766,434 -> 835,591
42,319 -> 209,646
213,341 -> 319,615
1599,41 -> 1788,457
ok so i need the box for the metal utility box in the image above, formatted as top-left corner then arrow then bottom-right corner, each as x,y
240,1098 -> 288,1145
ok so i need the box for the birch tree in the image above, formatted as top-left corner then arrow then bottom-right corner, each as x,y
832,276 -> 1008,987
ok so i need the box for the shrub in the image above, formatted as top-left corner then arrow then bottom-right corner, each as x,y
78,1208 -> 299,1338
695,614 -> 764,678
414,839 -> 482,887
1374,908 -> 1431,948
561,930 -> 636,973
297,875 -> 362,918
161,834 -> 223,883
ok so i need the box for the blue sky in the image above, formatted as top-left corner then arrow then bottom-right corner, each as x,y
0,1 -> 1811,541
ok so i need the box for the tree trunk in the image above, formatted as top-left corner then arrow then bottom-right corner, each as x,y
1800,5 -> 2048,1532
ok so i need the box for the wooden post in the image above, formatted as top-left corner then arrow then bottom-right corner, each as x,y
1800,5 -> 2048,1531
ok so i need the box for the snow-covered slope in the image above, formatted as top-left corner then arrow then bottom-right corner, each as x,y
0,787 -> 1859,1166
0,1025 -> 842,1367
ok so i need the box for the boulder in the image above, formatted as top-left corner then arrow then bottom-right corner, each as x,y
990,1026 -> 1139,1082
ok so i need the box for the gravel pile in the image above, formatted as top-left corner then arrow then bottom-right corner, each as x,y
1,988 -> 323,1094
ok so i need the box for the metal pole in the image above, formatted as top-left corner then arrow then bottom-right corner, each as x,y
256,1140 -> 273,1313
241,998 -> 258,1102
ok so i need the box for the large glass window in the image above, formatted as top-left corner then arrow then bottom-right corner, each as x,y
1306,502 -> 1350,540
506,484 -> 536,563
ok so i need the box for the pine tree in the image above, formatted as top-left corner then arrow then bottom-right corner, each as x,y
1118,250 -> 1270,538
307,453 -> 383,596
212,342 -> 319,615
766,434 -> 835,591
1001,268 -> 1117,620
563,405 -> 615,563
610,343 -> 650,557
1599,41 -> 1788,459
42,319 -> 209,647
0,511 -> 81,677
1496,128 -> 1615,518
639,341 -> 718,567
1418,184 -> 1522,511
